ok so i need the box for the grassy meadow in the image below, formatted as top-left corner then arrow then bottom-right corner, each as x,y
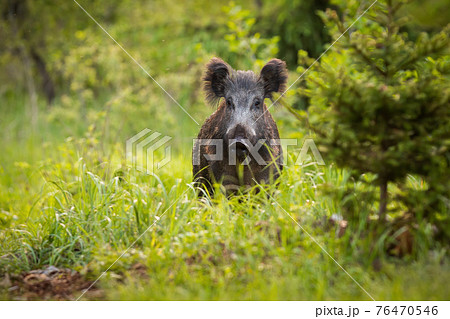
0,0 -> 449,300
1,93 -> 448,300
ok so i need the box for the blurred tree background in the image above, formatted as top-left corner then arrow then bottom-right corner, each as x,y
0,0 -> 449,300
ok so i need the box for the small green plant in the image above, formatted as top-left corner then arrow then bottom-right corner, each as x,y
295,0 -> 449,242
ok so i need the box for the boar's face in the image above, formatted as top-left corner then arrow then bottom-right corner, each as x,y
203,58 -> 287,162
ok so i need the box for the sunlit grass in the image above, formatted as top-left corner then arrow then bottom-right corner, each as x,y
0,97 -> 448,301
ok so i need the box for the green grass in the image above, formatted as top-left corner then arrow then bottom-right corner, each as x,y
0,97 -> 448,301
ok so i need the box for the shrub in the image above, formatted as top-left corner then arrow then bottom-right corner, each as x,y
295,0 -> 449,239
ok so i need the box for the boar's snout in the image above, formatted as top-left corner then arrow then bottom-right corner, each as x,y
226,124 -> 255,161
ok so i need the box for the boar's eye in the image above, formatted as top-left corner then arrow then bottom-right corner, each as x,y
226,98 -> 234,109
253,99 -> 261,110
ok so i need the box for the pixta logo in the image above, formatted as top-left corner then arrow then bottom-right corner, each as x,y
126,129 -> 172,174
192,138 -> 325,166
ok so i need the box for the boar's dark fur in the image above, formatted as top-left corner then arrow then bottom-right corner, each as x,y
193,57 -> 288,195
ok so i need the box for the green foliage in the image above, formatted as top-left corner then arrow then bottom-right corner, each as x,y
223,2 -> 280,70
1,124 -> 448,300
257,0 -> 331,67
296,0 -> 449,239
0,0 -> 449,301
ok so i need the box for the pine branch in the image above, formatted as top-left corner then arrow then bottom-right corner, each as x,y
398,25 -> 450,70
351,44 -> 387,76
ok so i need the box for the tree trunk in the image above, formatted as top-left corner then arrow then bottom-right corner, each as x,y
379,178 -> 388,222
6,0 -> 55,105
30,48 -> 55,105
21,49 -> 39,128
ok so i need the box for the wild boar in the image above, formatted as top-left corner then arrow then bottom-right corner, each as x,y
193,57 -> 287,195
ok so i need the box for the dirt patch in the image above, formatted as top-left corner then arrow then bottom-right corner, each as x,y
130,263 -> 149,279
1,265 -> 103,300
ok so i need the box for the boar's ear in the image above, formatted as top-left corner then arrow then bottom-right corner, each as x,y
259,59 -> 288,99
203,57 -> 231,106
